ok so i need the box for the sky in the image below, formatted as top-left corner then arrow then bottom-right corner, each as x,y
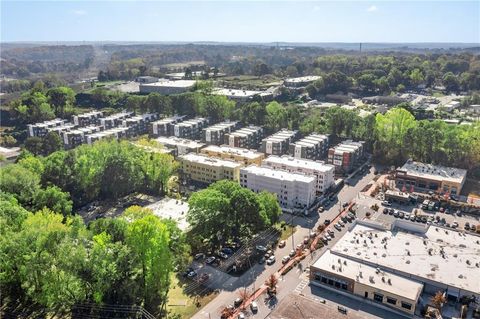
1,1 -> 479,43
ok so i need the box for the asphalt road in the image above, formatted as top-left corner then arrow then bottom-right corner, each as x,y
192,166 -> 376,319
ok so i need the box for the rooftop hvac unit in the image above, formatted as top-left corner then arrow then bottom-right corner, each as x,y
387,278 -> 392,285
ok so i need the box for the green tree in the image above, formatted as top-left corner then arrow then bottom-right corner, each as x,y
34,186 -> 73,216
0,164 -> 41,207
46,87 -> 76,116
265,101 -> 287,132
42,131 -> 63,155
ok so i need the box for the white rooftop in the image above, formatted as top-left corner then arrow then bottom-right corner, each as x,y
155,136 -> 205,149
398,160 -> 467,185
284,76 -> 321,83
330,223 -> 480,295
263,130 -> 296,142
241,165 -> 316,183
263,155 -> 334,173
313,249 -> 423,301
180,153 -> 242,169
140,80 -> 196,88
229,126 -> 262,137
145,197 -> 189,231
202,145 -> 264,159
212,88 -> 265,98
204,122 -> 238,131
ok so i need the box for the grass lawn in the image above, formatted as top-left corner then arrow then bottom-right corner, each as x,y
278,224 -> 296,241
167,275 -> 218,319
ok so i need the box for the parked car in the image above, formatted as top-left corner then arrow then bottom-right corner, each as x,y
256,245 -> 267,252
266,256 -> 276,265
205,256 -> 216,264
218,252 -> 229,259
250,301 -> 258,313
282,256 -> 291,264
399,212 -> 405,219
334,224 -> 342,231
278,240 -> 286,248
452,222 -> 459,228
187,270 -> 197,278
194,253 -> 205,260
258,257 -> 266,264
341,216 -> 348,223
234,298 -> 243,308
182,267 -> 194,277
296,243 -> 303,251
309,231 -> 316,238
327,229 -> 335,236
338,220 -> 345,227
318,206 -> 324,213
393,210 -> 399,218
325,235 -> 332,241
381,201 -> 392,206
410,215 -> 415,221
464,222 -> 470,230
303,237 -> 309,244
289,250 -> 296,257
238,312 -> 245,319
405,213 -> 410,220
324,219 -> 331,225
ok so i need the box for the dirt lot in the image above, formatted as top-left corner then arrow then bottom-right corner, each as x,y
268,294 -> 367,319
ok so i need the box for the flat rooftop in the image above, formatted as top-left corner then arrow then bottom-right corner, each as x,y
313,249 -> 423,301
241,165 -> 315,183
284,75 -> 321,83
86,126 -> 129,139
76,111 -> 103,118
228,126 -> 262,136
100,112 -> 132,121
202,145 -> 264,159
263,130 -> 297,142
175,118 -> 207,127
145,197 -> 189,231
397,160 -> 467,185
203,122 -> 238,131
155,136 -> 205,149
140,80 -> 196,88
263,155 -> 334,173
330,223 -> 480,295
212,88 -> 267,98
180,153 -> 242,169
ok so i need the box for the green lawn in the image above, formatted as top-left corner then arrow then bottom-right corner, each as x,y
279,224 -> 296,241
167,275 -> 218,319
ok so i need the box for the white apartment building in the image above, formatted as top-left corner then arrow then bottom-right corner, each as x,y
240,165 -> 316,209
262,155 -> 335,194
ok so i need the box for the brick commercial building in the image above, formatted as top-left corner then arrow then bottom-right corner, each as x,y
201,145 -> 265,166
202,121 -> 240,145
179,153 -> 242,184
262,155 -> 335,194
328,140 -> 365,174
225,126 -> 264,149
260,130 -> 299,156
395,160 -> 467,195
289,134 -> 329,160
240,165 -> 316,209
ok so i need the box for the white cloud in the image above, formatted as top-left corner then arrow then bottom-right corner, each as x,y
367,5 -> 378,12
72,10 -> 87,16
313,6 -> 321,12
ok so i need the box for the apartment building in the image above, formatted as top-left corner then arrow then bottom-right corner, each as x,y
328,140 -> 365,174
155,136 -> 205,156
27,119 -> 66,137
201,145 -> 265,166
98,112 -> 133,129
225,126 -> 264,149
73,111 -> 103,127
121,113 -> 159,135
85,127 -> 130,144
173,117 -> 209,139
202,121 -> 240,145
260,130 -> 299,156
262,155 -> 335,194
240,165 -> 316,209
46,123 -> 76,135
395,160 -> 467,195
179,153 -> 242,184
151,115 -> 185,137
139,80 -> 196,95
289,134 -> 329,160
62,126 -> 103,149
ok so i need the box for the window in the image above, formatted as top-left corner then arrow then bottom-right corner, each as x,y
386,297 -> 397,305
341,283 -> 348,290
321,277 -> 327,284
373,293 -> 383,303
401,302 -> 412,310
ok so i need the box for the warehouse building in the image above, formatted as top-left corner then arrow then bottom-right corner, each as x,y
395,160 -> 467,196
201,145 -> 265,166
27,119 -> 66,137
261,130 -> 299,156
173,117 -> 209,139
262,155 -> 335,194
151,115 -> 186,137
73,111 -> 103,127
289,134 -> 329,160
225,126 -> 264,149
240,165 -> 316,209
139,80 -> 196,95
179,153 -> 242,184
155,136 -> 205,156
327,140 -> 365,174
284,75 -> 321,88
202,121 -> 240,145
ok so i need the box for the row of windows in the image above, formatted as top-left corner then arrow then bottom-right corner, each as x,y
315,274 -> 348,291
370,292 -> 412,310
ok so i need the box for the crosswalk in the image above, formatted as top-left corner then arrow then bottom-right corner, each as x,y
293,279 -> 309,294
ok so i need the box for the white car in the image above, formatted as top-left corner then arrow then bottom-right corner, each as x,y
266,256 -> 276,265
250,301 -> 258,313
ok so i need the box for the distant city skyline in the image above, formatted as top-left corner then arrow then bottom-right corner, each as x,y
1,1 -> 479,43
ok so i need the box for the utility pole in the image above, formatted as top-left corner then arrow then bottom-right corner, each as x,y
291,213 -> 295,250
